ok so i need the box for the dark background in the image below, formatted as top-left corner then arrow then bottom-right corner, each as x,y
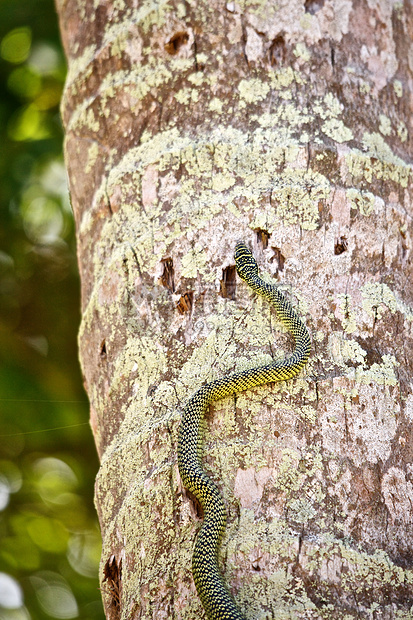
0,1 -> 104,618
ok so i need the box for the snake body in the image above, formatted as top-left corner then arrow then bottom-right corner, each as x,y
178,242 -> 311,620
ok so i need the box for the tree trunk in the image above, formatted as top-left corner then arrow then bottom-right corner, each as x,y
56,0 -> 413,618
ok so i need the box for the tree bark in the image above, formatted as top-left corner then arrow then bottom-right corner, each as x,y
56,0 -> 413,618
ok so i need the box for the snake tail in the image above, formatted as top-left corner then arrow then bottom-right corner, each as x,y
178,242 -> 311,620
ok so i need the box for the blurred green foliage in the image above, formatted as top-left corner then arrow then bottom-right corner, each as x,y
0,1 -> 103,619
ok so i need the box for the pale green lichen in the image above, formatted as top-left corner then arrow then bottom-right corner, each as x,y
353,354 -> 399,387
212,172 -> 236,192
287,497 -> 317,523
180,246 -> 209,279
274,449 -> 302,492
313,93 -> 343,121
304,537 -> 413,592
397,121 -> 408,142
393,79 -> 403,97
208,97 -> 224,113
379,114 -> 392,136
327,379 -> 399,463
112,337 -> 168,396
254,168 -> 330,231
104,1 -> 169,39
101,124 -> 330,250
269,67 -> 300,90
226,519 -> 299,619
65,44 -> 96,90
99,63 -> 173,106
174,87 -> 197,105
329,333 -> 367,367
346,132 -> 412,187
359,80 -> 371,94
293,42 -> 310,61
238,78 -> 270,105
187,71 -> 205,86
300,12 -> 313,30
321,119 -> 353,143
346,188 -> 375,216
298,405 -> 318,424
329,331 -> 400,389
362,282 -> 398,317
196,52 -> 209,65
336,294 -> 357,333
362,281 -> 413,321
312,93 -> 354,142
85,142 -> 100,175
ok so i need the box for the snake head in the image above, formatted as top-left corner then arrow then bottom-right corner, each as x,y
234,242 -> 259,281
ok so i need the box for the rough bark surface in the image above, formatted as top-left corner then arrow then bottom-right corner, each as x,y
56,0 -> 413,618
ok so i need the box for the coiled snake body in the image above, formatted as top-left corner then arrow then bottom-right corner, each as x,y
178,242 -> 311,619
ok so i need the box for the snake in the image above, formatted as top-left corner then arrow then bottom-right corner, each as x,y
177,242 -> 311,620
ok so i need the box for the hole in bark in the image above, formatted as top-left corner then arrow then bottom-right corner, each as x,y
147,384 -> 157,397
252,554 -> 263,571
220,265 -> 236,300
102,555 -> 122,612
177,291 -> 194,314
185,488 -> 204,519
400,228 -> 408,259
100,340 -> 107,358
160,257 -> 175,292
270,247 -> 285,271
255,228 -> 271,249
334,236 -> 348,255
165,31 -> 189,55
269,35 -> 286,67
304,0 -> 325,13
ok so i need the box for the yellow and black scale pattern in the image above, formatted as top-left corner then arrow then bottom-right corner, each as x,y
178,242 -> 311,620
